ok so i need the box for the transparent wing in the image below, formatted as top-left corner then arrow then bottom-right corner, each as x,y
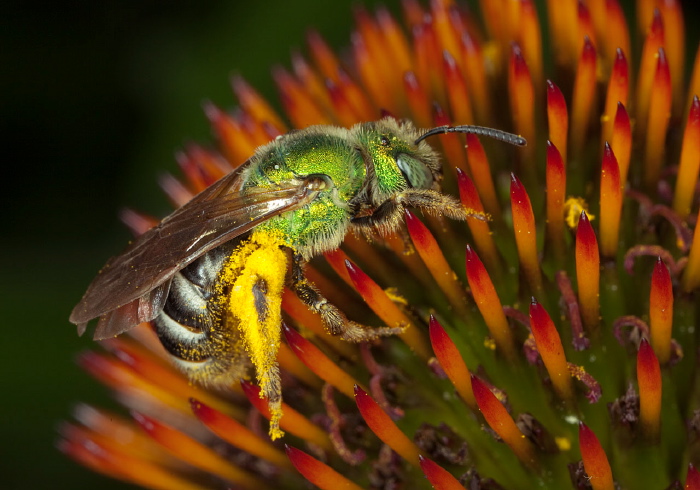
70,168 -> 322,339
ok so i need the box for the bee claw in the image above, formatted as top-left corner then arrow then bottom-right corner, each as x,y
339,321 -> 406,342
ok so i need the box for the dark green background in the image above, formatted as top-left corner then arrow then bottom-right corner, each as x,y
2,1 -> 698,489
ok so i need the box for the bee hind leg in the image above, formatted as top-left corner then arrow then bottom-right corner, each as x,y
289,253 -> 403,342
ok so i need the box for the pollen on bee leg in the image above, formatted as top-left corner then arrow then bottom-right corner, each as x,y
220,230 -> 289,439
241,380 -> 332,450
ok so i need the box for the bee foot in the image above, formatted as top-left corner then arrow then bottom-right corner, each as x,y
339,321 -> 406,342
267,396 -> 285,440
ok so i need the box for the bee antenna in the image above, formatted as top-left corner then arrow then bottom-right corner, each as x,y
415,125 -> 527,147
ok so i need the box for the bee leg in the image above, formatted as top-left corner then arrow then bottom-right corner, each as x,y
394,225 -> 416,254
351,188 -> 487,234
289,254 -> 403,342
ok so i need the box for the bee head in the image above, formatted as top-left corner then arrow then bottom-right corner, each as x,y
356,118 -> 442,205
355,117 -> 526,206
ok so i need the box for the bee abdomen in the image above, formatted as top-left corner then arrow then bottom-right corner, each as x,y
154,307 -> 213,362
153,243 -> 233,363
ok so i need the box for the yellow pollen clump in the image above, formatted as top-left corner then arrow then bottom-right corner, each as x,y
483,337 -> 497,351
555,437 -> 571,451
564,197 -> 594,229
384,288 -> 408,305
218,229 -> 290,439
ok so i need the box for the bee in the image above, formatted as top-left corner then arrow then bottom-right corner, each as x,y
70,117 -> 525,438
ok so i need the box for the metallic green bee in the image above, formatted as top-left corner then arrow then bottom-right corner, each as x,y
70,117 -> 525,437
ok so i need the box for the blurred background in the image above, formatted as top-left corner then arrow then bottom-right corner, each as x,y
1,1 -> 698,488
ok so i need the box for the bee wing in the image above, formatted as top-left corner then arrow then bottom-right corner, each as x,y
71,169 -> 319,340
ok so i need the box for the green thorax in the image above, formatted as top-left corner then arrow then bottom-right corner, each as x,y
243,128 -> 367,255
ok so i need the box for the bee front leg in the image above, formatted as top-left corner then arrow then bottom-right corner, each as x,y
289,253 -> 403,342
351,188 -> 488,234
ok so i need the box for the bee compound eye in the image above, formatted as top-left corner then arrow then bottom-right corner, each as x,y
396,154 -> 433,189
